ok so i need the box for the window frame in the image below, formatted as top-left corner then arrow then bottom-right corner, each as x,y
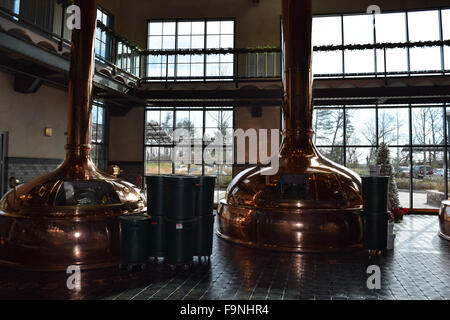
312,7 -> 450,78
144,106 -> 234,204
146,18 -> 236,81
91,102 -> 109,171
96,6 -> 114,62
313,103 -> 449,210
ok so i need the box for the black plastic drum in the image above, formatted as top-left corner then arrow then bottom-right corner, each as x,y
362,176 -> 389,213
363,212 -> 389,250
195,176 -> 216,217
165,218 -> 196,267
146,175 -> 166,217
195,214 -> 215,258
149,216 -> 166,258
119,214 -> 151,267
165,175 -> 198,220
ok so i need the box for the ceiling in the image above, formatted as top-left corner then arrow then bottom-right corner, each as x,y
103,0 -> 450,15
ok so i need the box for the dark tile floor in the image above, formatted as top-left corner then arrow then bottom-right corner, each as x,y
0,215 -> 448,300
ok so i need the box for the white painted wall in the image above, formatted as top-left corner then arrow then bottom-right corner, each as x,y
0,71 -> 67,159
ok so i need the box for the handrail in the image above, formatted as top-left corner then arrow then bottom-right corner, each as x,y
315,70 -> 450,78
139,40 -> 450,56
0,7 -> 71,47
0,6 -> 141,81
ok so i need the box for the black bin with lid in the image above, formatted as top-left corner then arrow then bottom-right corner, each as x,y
165,175 -> 198,220
146,175 -> 166,217
164,175 -> 199,269
362,176 -> 390,251
165,218 -> 197,269
119,214 -> 151,270
194,214 -> 215,260
195,176 -> 216,217
149,216 -> 166,259
362,176 -> 389,214
193,176 -> 216,260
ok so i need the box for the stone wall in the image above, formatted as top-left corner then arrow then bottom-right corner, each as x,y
426,190 -> 446,208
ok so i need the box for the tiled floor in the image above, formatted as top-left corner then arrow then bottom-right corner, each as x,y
0,215 -> 448,300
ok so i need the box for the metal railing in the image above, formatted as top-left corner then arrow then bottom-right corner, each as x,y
0,5 -> 141,84
140,41 -> 450,83
139,49 -> 282,84
313,40 -> 450,79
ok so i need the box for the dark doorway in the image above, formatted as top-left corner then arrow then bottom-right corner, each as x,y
0,133 -> 6,197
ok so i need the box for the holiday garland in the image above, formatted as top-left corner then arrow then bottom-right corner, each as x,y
141,47 -> 281,55
315,40 -> 450,52
97,21 -> 143,52
96,22 -> 450,57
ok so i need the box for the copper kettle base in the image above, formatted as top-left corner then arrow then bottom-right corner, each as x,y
0,214 -> 122,271
216,150 -> 365,253
439,200 -> 450,241
217,202 -> 364,253
0,0 -> 148,271
0,162 -> 146,271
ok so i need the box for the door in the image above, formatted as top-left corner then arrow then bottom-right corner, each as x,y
19,0 -> 54,32
0,133 -> 5,196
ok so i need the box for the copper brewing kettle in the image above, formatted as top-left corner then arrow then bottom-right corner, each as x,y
0,0 -> 146,271
217,0 -> 364,252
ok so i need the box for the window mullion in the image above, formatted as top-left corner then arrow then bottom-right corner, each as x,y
405,12 -> 411,76
439,9 -> 445,73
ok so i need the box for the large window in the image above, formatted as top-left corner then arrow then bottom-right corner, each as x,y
147,19 -> 235,80
314,104 -> 450,210
312,8 -> 450,77
375,12 -> 408,73
91,103 -> 108,171
0,0 -> 20,15
312,16 -> 343,75
443,9 -> 450,70
145,107 -> 233,203
343,14 -> 375,75
95,7 -> 113,61
0,0 -> 54,30
408,10 -> 441,72
117,41 -> 141,77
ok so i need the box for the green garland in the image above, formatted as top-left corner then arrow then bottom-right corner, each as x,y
97,22 -> 450,56
97,21 -> 143,52
315,40 -> 450,52
141,46 -> 282,56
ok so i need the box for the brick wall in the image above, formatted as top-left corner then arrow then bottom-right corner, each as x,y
5,157 -> 63,191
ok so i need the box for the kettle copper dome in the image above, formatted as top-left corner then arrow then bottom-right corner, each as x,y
0,0 -> 146,271
217,0 -> 364,252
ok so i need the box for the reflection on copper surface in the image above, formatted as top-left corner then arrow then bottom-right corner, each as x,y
439,201 -> 450,240
217,0 -> 364,252
0,0 -> 146,271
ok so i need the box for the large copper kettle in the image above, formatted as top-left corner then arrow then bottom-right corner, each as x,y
217,0 -> 364,252
0,0 -> 146,271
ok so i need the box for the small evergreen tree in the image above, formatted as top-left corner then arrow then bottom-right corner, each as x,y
376,143 -> 401,214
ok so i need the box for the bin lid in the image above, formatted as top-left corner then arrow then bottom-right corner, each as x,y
119,214 -> 151,222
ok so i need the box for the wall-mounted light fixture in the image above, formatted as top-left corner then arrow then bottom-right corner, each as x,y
44,127 -> 53,137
